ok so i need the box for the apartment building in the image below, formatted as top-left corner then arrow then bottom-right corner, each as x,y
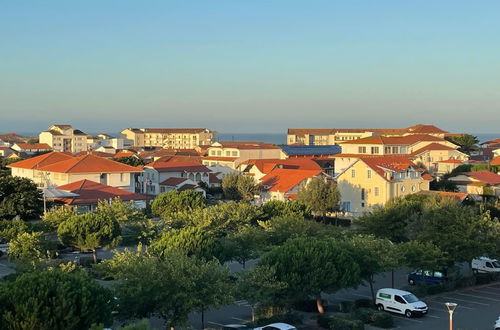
39,125 -> 88,153
120,128 -> 214,149
202,141 -> 281,169
336,156 -> 432,216
287,124 -> 448,145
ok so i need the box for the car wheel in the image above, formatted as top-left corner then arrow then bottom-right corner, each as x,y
377,304 -> 384,311
409,279 -> 415,285
405,310 -> 412,318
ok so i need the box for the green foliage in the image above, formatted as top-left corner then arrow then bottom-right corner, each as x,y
57,212 -> 121,262
258,216 -> 340,246
449,134 -> 479,154
112,156 -> 145,167
318,313 -> 364,330
297,177 -> 340,218
121,219 -> 165,246
0,219 -> 29,242
222,173 -> 260,201
96,197 -> 145,223
258,237 -> 361,311
41,207 -> 76,229
370,311 -> 394,328
117,319 -> 154,330
0,176 -> 43,220
430,178 -> 459,192
261,200 -> 311,220
0,270 -> 113,329
221,226 -> 267,267
100,249 -> 233,328
237,265 -> 287,309
399,240 -> 447,270
7,232 -> 47,269
353,307 -> 376,323
170,202 -> 263,234
149,226 -> 224,261
151,190 -> 206,219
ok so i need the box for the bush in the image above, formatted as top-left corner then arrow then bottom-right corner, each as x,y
339,300 -> 355,313
317,313 -> 334,328
329,315 -> 364,330
354,298 -> 373,308
294,299 -> 328,312
353,308 -> 375,324
370,312 -> 393,328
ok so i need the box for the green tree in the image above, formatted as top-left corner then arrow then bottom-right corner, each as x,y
149,226 -> 224,261
258,237 -> 361,313
101,249 -> 232,330
297,177 -> 340,219
222,226 -> 267,268
261,200 -> 311,220
399,240 -> 448,271
151,190 -> 205,220
57,212 -> 121,263
41,207 -> 76,229
113,156 -> 145,167
0,270 -> 113,329
96,198 -> 145,223
345,235 -> 398,303
0,176 -> 43,220
0,219 -> 29,242
222,173 -> 259,201
237,265 -> 287,321
8,232 -> 46,269
430,178 -> 459,192
450,134 -> 479,154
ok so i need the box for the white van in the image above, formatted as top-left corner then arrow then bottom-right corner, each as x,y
375,288 -> 428,318
472,257 -> 500,274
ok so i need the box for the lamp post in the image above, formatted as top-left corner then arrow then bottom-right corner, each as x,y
445,302 -> 457,330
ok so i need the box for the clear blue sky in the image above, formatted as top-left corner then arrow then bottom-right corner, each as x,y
1,1 -> 499,134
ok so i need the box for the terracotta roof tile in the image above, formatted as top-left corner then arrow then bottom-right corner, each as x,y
7,152 -> 74,169
358,156 -> 422,181
410,143 -> 456,156
464,171 -> 500,185
146,160 -> 211,173
491,157 -> 500,166
260,168 -> 323,192
37,154 -> 142,173
160,177 -> 188,186
341,134 -> 445,145
14,143 -> 52,150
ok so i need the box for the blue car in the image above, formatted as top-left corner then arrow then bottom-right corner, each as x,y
408,270 -> 447,285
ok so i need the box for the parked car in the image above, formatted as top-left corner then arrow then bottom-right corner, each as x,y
222,325 -> 252,330
253,323 -> 297,330
472,257 -> 500,274
375,288 -> 428,318
408,270 -> 447,285
494,316 -> 500,330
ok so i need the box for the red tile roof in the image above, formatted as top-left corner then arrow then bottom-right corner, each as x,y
436,159 -> 464,164
146,160 -> 211,173
7,152 -> 74,169
209,173 -> 221,184
410,143 -> 456,156
406,124 -> 448,134
491,157 -> 500,166
57,179 -> 148,205
260,168 -> 323,192
242,158 -> 322,174
37,154 -> 142,173
202,156 -> 238,162
287,124 -> 447,136
74,151 -> 115,158
359,156 -> 422,181
114,150 -> 137,158
213,141 -> 280,150
160,177 -> 188,186
14,143 -> 52,150
143,128 -> 210,134
341,134 -> 445,145
463,171 -> 500,185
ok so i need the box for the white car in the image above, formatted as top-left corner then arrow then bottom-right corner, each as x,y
472,257 -> 500,274
375,288 -> 428,318
253,323 -> 297,330
494,316 -> 500,330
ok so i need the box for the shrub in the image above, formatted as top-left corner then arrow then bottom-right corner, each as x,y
370,312 -> 393,328
329,315 -> 364,330
294,299 -> 328,312
339,300 -> 355,313
317,313 -> 334,328
353,308 -> 375,324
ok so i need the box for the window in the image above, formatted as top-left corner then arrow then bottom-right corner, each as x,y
374,187 -> 379,196
392,146 -> 399,154
411,185 -> 416,192
225,151 -> 230,156
217,150 -> 222,156
210,150 -> 216,156
379,292 -> 391,299
371,147 -> 379,154
342,201 -> 351,212
361,202 -> 365,207
384,147 -> 391,154
358,146 -> 366,154
361,188 -> 365,200
367,170 -> 371,179
395,296 -> 406,304
351,169 -> 356,178
232,151 -> 238,156
486,262 -> 493,268
401,186 -> 406,192
120,173 -> 124,181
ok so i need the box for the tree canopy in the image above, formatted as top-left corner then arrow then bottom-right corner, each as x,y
0,176 -> 43,220
151,190 -> 206,220
221,173 -> 260,201
297,177 -> 340,218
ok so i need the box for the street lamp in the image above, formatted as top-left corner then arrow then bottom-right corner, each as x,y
445,302 -> 457,330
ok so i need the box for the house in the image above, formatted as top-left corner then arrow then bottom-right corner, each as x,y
138,148 -> 201,163
11,143 -> 52,155
95,146 -> 117,155
0,146 -> 14,158
238,158 -> 323,181
434,159 -> 465,175
279,144 -> 341,159
120,128 -> 214,149
114,150 -> 138,159
39,125 -> 88,153
8,152 -> 75,187
142,159 -> 211,195
259,168 -> 325,202
11,153 -> 142,191
202,141 -> 281,169
491,157 -> 500,166
56,179 -> 149,213
74,150 -> 115,159
418,190 -> 470,203
158,177 -> 205,195
0,133 -> 28,146
410,143 -> 468,173
448,171 -> 500,199
336,156 -> 431,216
287,124 -> 449,145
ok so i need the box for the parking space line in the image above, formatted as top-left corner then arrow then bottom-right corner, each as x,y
391,315 -> 424,323
232,317 -> 250,322
454,292 -> 500,302
427,307 -> 449,313
426,314 -> 440,319
433,296 -> 487,306
470,289 -> 500,297
208,321 -> 225,327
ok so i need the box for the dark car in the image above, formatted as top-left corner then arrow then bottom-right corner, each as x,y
408,270 -> 447,285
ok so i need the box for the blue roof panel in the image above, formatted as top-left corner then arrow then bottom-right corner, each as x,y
280,145 -> 341,156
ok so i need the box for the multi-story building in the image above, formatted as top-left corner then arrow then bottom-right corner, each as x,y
120,128 -> 214,149
202,141 -> 281,169
287,124 -> 449,145
39,125 -> 88,153
336,156 -> 432,216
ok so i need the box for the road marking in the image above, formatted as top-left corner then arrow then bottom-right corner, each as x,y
426,314 -> 440,319
232,317 -> 250,322
470,289 -> 500,297
392,315 -> 424,323
427,307 -> 449,313
433,296 -> 487,307
208,321 -> 225,327
454,292 -> 500,302
351,293 -> 372,298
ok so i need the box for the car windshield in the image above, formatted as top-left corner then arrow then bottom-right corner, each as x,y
403,294 -> 419,303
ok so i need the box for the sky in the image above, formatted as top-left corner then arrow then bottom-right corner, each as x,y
1,1 -> 499,134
